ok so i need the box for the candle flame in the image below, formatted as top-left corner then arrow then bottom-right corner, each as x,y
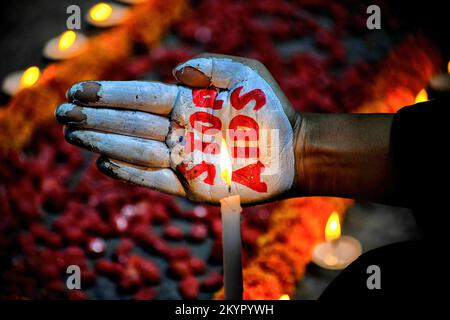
279,294 -> 290,300
220,138 -> 232,186
415,89 -> 428,103
58,30 -> 77,51
19,66 -> 40,88
447,61 -> 450,75
325,211 -> 341,241
89,3 -> 113,22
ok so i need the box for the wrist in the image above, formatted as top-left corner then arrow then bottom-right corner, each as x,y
293,112 -> 395,202
292,112 -> 307,195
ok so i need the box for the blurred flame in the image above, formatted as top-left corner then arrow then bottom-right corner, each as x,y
448,61 -> 450,75
279,294 -> 290,300
415,89 -> 428,103
220,138 -> 232,186
325,212 -> 341,241
19,66 -> 40,88
58,30 -> 77,51
89,3 -> 113,22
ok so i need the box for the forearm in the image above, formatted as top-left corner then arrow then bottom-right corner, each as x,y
293,112 -> 395,203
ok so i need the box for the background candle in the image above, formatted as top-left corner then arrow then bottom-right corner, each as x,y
1,66 -> 40,96
312,212 -> 362,270
430,74 -> 450,91
86,2 -> 129,28
428,62 -> 450,98
43,30 -> 87,60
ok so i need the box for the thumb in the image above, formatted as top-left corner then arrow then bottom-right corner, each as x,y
173,65 -> 210,88
173,54 -> 254,89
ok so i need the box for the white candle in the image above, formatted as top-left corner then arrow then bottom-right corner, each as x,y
86,2 -> 129,28
311,212 -> 362,270
43,30 -> 87,60
429,73 -> 450,92
312,235 -> 362,270
220,195 -> 243,300
427,62 -> 450,98
219,138 -> 243,300
1,66 -> 40,96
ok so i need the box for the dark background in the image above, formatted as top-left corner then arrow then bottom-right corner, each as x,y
0,0 -> 449,82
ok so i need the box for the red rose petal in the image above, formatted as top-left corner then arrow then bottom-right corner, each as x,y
169,260 -> 191,279
133,287 -> 157,300
189,223 -> 208,242
201,272 -> 223,292
189,257 -> 206,275
179,276 -> 199,299
163,225 -> 184,240
67,290 -> 89,300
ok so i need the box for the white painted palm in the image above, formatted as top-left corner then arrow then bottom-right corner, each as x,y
56,55 -> 297,204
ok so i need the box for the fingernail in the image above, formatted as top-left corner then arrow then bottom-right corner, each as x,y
55,104 -> 87,124
66,106 -> 87,122
96,157 -> 117,178
64,128 -> 83,147
174,67 -> 210,87
68,81 -> 101,103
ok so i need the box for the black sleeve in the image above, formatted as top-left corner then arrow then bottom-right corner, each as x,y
391,97 -> 450,239
319,99 -> 449,301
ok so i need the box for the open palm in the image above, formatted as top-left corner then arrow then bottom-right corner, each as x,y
56,54 -> 298,204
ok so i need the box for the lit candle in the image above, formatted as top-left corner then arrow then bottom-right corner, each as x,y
429,61 -> 450,96
311,212 -> 362,270
219,138 -> 243,300
86,2 -> 129,28
43,30 -> 87,60
1,66 -> 40,96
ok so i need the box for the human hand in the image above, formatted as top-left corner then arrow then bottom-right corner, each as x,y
56,54 -> 300,205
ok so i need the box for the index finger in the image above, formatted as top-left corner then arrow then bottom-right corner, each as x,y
67,81 -> 178,115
